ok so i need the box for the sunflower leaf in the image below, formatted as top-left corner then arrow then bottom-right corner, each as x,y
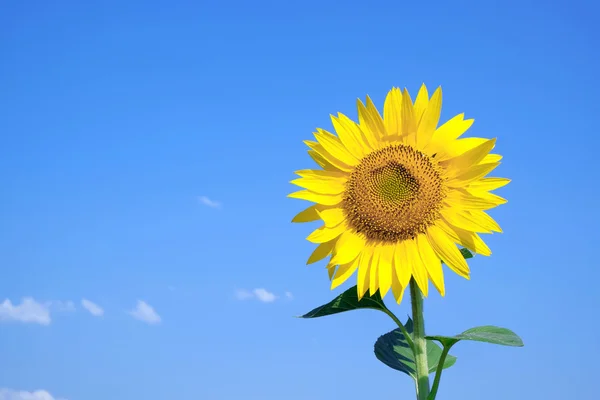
298,285 -> 387,318
460,248 -> 473,259
374,319 -> 457,379
427,326 -> 524,347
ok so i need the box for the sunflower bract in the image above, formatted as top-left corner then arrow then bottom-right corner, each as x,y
289,85 -> 509,303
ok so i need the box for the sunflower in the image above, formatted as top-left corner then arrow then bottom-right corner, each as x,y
289,85 -> 508,303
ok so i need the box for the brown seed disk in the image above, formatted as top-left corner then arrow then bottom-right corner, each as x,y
343,144 -> 446,243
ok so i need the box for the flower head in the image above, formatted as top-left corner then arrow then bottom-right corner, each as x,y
290,85 -> 508,303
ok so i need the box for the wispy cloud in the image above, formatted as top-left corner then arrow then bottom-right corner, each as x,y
235,288 -> 278,303
198,195 -> 222,209
254,288 -> 277,303
285,291 -> 294,300
0,298 -> 51,325
81,299 -> 104,317
0,388 -> 64,400
129,300 -> 161,325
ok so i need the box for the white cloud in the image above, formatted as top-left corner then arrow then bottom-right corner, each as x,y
198,195 -> 222,209
0,388 -> 64,400
0,298 -> 51,325
81,299 -> 104,317
235,288 -> 278,303
253,288 -> 277,303
129,300 -> 161,324
285,291 -> 294,300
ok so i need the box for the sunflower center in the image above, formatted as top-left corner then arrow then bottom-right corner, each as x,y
372,162 -> 419,203
343,144 -> 446,243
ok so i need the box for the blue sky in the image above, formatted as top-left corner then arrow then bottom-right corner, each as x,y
0,0 -> 598,399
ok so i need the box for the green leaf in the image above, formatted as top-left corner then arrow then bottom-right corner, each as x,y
427,326 -> 524,347
459,248 -> 474,260
299,285 -> 388,318
374,318 -> 457,379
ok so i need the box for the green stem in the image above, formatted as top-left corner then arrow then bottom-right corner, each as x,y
383,308 -> 415,354
428,345 -> 450,400
410,279 -> 430,400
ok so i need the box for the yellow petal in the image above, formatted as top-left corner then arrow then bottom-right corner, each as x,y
401,88 -> 417,146
393,241 -> 412,287
436,220 -> 492,256
378,245 -> 394,298
337,112 -> 378,150
466,189 -> 507,207
315,129 -> 360,166
367,96 -> 388,133
306,222 -> 346,243
455,228 -> 492,256
469,177 -> 511,192
318,128 -> 341,141
435,218 -> 461,242
357,97 -> 386,141
288,190 -> 343,206
294,169 -> 348,179
417,86 -> 442,147
357,248 -> 373,299
331,256 -> 360,289
307,239 -> 337,264
330,114 -> 366,159
290,176 -> 346,194
441,209 -> 493,233
327,264 -> 336,279
413,84 -> 429,125
305,140 -> 354,172
327,265 -> 338,282
330,231 -> 366,266
441,138 -> 496,178
431,113 -> 474,144
292,205 -> 325,223
405,239 -> 429,296
369,247 -> 381,296
383,87 -> 402,137
465,210 -> 503,233
482,154 -> 502,163
427,224 -> 470,279
434,137 -> 487,160
444,188 -> 504,210
307,149 -> 337,171
391,266 -> 407,304
446,162 -> 500,187
416,234 -> 445,296
318,208 -> 346,228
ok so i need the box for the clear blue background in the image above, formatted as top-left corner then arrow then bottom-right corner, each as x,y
1,0 -> 598,399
